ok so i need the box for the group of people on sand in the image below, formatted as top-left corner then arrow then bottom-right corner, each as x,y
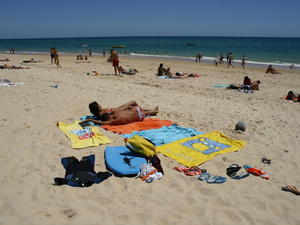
82,100 -> 159,125
227,76 -> 260,93
157,63 -> 201,79
214,52 -> 235,68
106,49 -> 138,76
76,55 -> 89,60
50,47 -> 62,68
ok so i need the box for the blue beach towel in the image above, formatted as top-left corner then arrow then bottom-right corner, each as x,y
158,76 -> 176,80
211,84 -> 230,87
122,124 -> 203,146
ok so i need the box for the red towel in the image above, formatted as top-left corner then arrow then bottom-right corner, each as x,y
102,118 -> 174,134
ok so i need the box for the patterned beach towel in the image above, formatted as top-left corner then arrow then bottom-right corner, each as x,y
102,118 -> 174,134
58,121 -> 112,149
122,124 -> 203,146
157,131 -> 246,167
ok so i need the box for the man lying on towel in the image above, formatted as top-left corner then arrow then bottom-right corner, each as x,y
83,101 -> 159,125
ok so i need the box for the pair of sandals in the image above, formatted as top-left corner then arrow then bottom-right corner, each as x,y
174,166 -> 207,176
226,164 -> 249,180
198,172 -> 228,184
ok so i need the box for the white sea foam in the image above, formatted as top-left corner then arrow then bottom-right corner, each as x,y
130,53 -> 300,68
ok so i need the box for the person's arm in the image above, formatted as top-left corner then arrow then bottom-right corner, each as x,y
84,118 -> 123,125
116,101 -> 137,110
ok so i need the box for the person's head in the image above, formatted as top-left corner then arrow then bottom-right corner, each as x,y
257,80 -> 261,84
268,65 -> 272,68
244,76 -> 249,80
89,101 -> 102,117
159,63 -> 163,67
110,49 -> 114,53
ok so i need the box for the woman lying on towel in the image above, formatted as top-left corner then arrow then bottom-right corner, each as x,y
22,58 -> 42,63
83,101 -> 159,125
119,66 -> 139,75
0,64 -> 29,69
165,68 -> 201,79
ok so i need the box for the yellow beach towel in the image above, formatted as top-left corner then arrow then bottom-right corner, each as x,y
157,131 -> 246,167
58,121 -> 112,149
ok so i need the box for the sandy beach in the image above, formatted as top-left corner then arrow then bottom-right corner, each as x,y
0,53 -> 299,225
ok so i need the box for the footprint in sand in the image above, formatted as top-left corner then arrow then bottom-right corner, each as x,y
62,208 -> 77,218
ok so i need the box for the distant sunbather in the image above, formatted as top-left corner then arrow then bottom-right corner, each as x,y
250,80 -> 260,90
0,58 -> 9,62
243,76 -> 251,85
83,101 -> 159,125
266,65 -> 281,74
285,91 -> 300,101
0,64 -> 29,69
157,63 -> 165,76
22,58 -> 41,63
119,66 -> 139,75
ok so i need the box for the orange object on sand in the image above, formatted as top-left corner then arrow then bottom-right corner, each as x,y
102,118 -> 174,134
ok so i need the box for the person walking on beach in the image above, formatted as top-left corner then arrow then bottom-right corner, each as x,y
89,49 -> 92,56
103,49 -> 106,57
54,55 -> 62,68
228,52 -> 233,68
241,55 -> 246,69
110,49 -> 120,75
195,54 -> 198,62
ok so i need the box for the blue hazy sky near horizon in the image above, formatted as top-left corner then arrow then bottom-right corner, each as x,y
1,0 -> 300,39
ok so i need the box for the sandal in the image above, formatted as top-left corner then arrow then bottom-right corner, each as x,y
281,186 -> 300,195
261,157 -> 271,165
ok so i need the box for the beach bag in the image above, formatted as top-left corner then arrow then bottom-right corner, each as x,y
126,135 -> 157,158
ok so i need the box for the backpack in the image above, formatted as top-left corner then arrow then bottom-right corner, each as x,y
125,135 -> 157,158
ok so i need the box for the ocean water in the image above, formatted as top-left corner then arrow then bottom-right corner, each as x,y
0,36 -> 299,68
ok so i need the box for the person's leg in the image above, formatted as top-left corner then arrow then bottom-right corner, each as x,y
114,66 -> 117,75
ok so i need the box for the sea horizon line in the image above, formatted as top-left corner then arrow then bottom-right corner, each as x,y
1,35 -> 300,40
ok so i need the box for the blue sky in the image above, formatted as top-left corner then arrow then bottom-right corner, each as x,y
1,0 -> 300,39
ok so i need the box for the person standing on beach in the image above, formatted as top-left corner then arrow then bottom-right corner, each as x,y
89,49 -> 92,56
228,52 -> 233,68
198,53 -> 202,62
110,49 -> 120,75
219,53 -> 224,64
50,47 -> 56,64
195,54 -> 198,62
241,55 -> 246,69
103,50 -> 106,57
